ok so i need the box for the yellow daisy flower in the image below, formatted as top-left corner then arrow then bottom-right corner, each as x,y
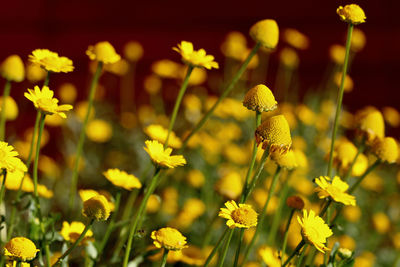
86,41 -> 121,64
315,176 -> 356,206
173,41 -> 219,70
24,86 -> 73,118
144,124 -> 182,149
151,227 -> 188,251
297,209 -> 333,253
0,142 -> 27,174
4,237 -> 39,262
337,4 -> 366,25
219,200 -> 258,229
29,49 -> 74,73
103,168 -> 142,191
60,221 -> 94,245
144,140 -> 186,169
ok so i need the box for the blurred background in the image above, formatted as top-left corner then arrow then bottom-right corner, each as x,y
0,0 -> 399,135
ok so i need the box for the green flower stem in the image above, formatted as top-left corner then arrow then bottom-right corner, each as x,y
319,199 -> 332,218
95,190 -> 122,263
324,205 -> 333,264
240,111 -> 262,204
0,169 -> 7,206
68,61 -> 103,212
216,228 -> 235,267
44,243 -> 51,267
52,219 -> 95,267
44,71 -> 51,87
326,23 -> 354,177
164,65 -> 194,149
243,145 -> 270,203
33,112 -> 46,200
0,79 -> 11,140
122,167 -> 161,267
204,227 -> 230,267
180,42 -> 261,151
348,159 -> 380,194
241,166 -> 282,266
281,208 -> 295,266
296,244 -> 308,267
160,249 -> 169,267
202,206 -> 221,248
282,239 -> 306,267
16,261 -> 22,267
26,112 -> 41,169
232,229 -> 244,267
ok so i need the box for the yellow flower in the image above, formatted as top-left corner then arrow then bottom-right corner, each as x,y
124,41 -> 144,61
354,251 -> 375,267
144,124 -> 182,149
372,212 -> 391,234
249,19 -> 279,49
151,227 -> 188,251
372,137 -> 399,163
0,96 -> 18,121
215,171 -> 243,200
24,86 -> 73,118
297,209 -> 333,253
29,49 -> 74,73
26,63 -> 46,82
382,106 -> 400,127
280,47 -> 299,68
271,149 -> 298,170
86,41 -> 121,64
343,205 -> 361,222
152,59 -> 182,79
144,74 -> 162,95
60,221 -> 94,245
220,31 -> 248,60
146,194 -> 161,213
173,41 -> 218,69
186,169 -> 205,188
58,83 -> 78,104
144,140 -> 186,169
337,4 -> 366,25
79,189 -> 115,211
255,115 -> 292,154
339,235 -> 356,250
334,72 -> 354,93
219,200 -> 258,229
103,168 -> 142,190
243,84 -> 277,112
315,176 -> 356,206
1,55 -> 25,82
329,44 -> 346,65
82,195 -> 111,221
356,109 -> 385,142
351,28 -> 366,52
4,237 -> 39,262
283,28 -> 310,50
0,142 -> 27,174
258,246 -> 281,267
86,119 -> 113,143
180,246 -> 208,266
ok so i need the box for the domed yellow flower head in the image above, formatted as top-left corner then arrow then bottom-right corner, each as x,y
144,124 -> 182,149
243,84 -> 277,112
82,195 -> 111,221
0,142 -> 27,174
124,41 -> 144,62
219,200 -> 258,229
297,209 -> 333,253
4,237 -> 39,261
29,49 -> 74,73
249,19 -> 279,49
315,176 -> 356,206
220,31 -> 248,60
86,41 -> 121,64
60,221 -> 94,245
144,140 -> 186,169
173,41 -> 219,70
332,139 -> 357,170
24,86 -> 73,118
337,4 -> 366,25
355,108 -> 385,142
1,55 -> 25,82
280,47 -> 299,68
151,227 -> 188,251
103,168 -> 142,190
0,96 -> 18,121
372,137 -> 399,164
255,115 -> 292,154
283,28 -> 310,50
271,149 -> 298,170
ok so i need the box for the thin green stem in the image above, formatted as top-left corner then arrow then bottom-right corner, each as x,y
240,111 -> 262,204
160,249 -> 169,267
16,261 -> 22,267
233,229 -> 244,267
241,166 -> 282,265
202,207 -> 221,248
0,80 -> 11,140
164,65 -> 193,148
217,228 -> 234,267
296,244 -> 308,267
281,209 -> 295,266
0,169 -> 7,206
349,160 -> 380,194
68,61 -> 103,212
33,112 -> 46,200
44,243 -> 51,267
282,240 -> 306,267
26,112 -> 41,169
327,24 -> 354,177
319,199 -> 332,218
122,167 -> 161,267
52,219 -> 95,266
204,227 -> 230,267
180,42 -> 261,151
43,71 -> 51,87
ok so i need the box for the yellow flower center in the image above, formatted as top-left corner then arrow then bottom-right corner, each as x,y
231,206 -> 257,226
37,98 -> 55,109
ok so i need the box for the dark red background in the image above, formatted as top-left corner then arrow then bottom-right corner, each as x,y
1,0 -> 399,136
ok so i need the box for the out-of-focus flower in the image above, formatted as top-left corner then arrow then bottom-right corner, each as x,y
103,168 -> 142,191
315,176 -> 356,206
215,171 -> 242,200
186,169 -> 205,188
151,227 -> 188,251
144,74 -> 162,95
173,41 -> 219,70
354,251 -> 375,267
258,246 -> 281,267
146,194 -> 161,213
0,96 -> 18,121
249,19 -> 279,49
371,137 -> 398,163
86,41 -> 121,64
334,72 -> 354,92
144,124 -> 182,149
286,196 -> 305,210
103,59 -> 129,76
144,140 -> 186,169
280,47 -> 299,68
372,212 -> 391,234
79,189 -> 115,211
1,55 -> 25,82
152,59 -> 182,79
351,28 -> 366,52
29,49 -> 74,73
82,195 -> 111,221
283,28 -> 310,50
60,221 -> 94,245
219,200 -> 258,229
329,44 -> 346,65
337,4 -> 366,25
243,84 -> 277,113
124,41 -> 144,61
4,237 -> 39,262
355,108 -> 385,143
343,205 -> 361,222
58,83 -> 77,104
255,115 -> 292,153
220,31 -> 247,60
26,63 -> 46,82
382,106 -> 400,127
271,149 -> 297,170
86,119 -> 113,143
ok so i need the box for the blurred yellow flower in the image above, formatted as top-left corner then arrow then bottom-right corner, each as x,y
249,19 -> 279,49
343,205 -> 362,222
173,41 -> 219,70
243,84 -> 277,113
219,200 -> 258,229
337,4 -> 366,25
382,106 -> 400,127
103,168 -> 142,191
86,41 -> 121,64
339,235 -> 356,250
82,195 -> 111,221
283,28 -> 310,50
315,176 -> 356,206
144,140 -> 186,169
26,63 -> 46,82
351,28 -> 366,52
329,44 -> 346,65
372,212 -> 391,234
144,124 -> 182,149
258,246 -> 281,267
334,72 -> 354,93
186,169 -> 205,188
124,41 -> 144,61
354,251 -> 375,267
356,109 -> 385,142
220,31 -> 247,60
280,47 -> 299,68
58,83 -> 77,104
146,194 -> 161,213
151,227 -> 188,251
297,209 -> 333,253
372,137 -> 399,163
1,55 -> 25,82
24,86 -> 73,118
29,49 -> 74,73
0,96 -> 18,121
215,171 -> 242,199
79,189 -> 115,211
60,221 -> 94,245
4,237 -> 39,262
255,115 -> 292,153
86,119 -> 113,143
152,59 -> 182,79
271,149 -> 298,170
144,74 -> 162,95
